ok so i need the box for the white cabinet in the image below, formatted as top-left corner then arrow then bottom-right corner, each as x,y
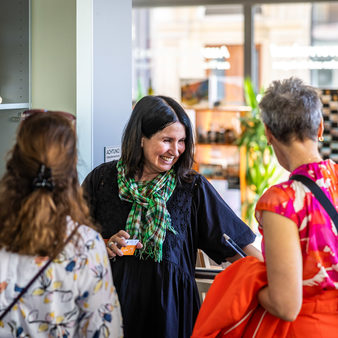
0,0 -> 30,177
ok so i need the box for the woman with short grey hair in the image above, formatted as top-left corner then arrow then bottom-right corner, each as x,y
260,77 -> 322,143
251,77 -> 338,335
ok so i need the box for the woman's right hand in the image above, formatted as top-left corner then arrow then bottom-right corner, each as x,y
106,230 -> 143,259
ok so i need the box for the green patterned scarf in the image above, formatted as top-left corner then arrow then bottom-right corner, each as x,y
117,160 -> 177,262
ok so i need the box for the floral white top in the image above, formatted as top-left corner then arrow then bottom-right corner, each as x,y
0,221 -> 123,337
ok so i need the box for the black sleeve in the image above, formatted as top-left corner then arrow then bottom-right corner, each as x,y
82,167 -> 99,220
81,171 -> 95,218
81,161 -> 126,239
81,162 -> 114,220
193,174 -> 256,264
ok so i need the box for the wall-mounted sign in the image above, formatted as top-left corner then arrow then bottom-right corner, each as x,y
203,60 -> 230,70
104,146 -> 121,163
271,44 -> 338,70
202,45 -> 231,70
202,45 -> 230,59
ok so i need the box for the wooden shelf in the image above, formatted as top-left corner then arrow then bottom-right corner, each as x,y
186,105 -> 251,113
191,106 -> 249,218
204,176 -> 227,180
196,143 -> 237,147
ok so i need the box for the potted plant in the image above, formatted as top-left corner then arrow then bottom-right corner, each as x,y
237,78 -> 281,227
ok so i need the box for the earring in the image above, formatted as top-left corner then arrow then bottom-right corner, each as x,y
318,136 -> 324,142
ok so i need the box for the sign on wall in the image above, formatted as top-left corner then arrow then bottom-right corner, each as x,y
104,146 -> 121,163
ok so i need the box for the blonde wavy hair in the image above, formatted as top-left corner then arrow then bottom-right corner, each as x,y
0,111 -> 96,256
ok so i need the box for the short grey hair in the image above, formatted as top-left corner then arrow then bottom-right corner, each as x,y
259,77 -> 322,144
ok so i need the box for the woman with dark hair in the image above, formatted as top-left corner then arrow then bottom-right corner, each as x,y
120,95 -> 194,181
83,95 -> 261,338
0,111 -> 122,337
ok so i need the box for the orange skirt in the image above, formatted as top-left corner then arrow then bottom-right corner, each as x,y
242,290 -> 338,338
192,257 -> 338,338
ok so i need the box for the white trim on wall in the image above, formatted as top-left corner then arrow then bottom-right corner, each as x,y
76,0 -> 93,183
76,0 -> 132,182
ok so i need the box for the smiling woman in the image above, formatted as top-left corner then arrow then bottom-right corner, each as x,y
82,95 -> 261,338
141,121 -> 186,181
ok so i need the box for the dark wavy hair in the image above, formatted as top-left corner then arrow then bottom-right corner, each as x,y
121,95 -> 195,182
0,111 -> 95,256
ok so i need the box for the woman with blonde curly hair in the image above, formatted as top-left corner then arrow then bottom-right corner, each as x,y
0,110 -> 122,337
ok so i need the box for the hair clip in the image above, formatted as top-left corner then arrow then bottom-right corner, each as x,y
32,164 -> 54,191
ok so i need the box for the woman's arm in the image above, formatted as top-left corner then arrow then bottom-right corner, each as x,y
258,211 -> 303,321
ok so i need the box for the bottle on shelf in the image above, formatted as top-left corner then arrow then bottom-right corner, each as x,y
207,123 -> 217,143
147,78 -> 154,96
197,126 -> 207,143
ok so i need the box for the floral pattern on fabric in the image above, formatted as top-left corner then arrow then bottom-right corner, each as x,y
0,221 -> 123,337
255,160 -> 338,297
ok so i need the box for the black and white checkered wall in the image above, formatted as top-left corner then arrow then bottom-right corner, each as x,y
319,89 -> 338,163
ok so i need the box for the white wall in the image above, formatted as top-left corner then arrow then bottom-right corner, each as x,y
31,0 -> 132,182
31,0 -> 76,113
77,0 -> 132,182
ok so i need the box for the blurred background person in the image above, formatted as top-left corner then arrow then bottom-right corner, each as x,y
83,95 -> 262,338
0,111 -> 123,337
253,77 -> 338,335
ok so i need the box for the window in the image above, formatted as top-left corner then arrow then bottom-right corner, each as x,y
253,2 -> 338,89
132,6 -> 246,105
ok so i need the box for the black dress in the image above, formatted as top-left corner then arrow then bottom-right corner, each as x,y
82,161 -> 255,338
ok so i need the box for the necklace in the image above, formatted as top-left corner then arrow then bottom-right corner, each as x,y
291,155 -> 323,172
305,156 -> 323,163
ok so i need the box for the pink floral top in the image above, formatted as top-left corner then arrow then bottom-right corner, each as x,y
255,160 -> 338,297
0,219 -> 123,337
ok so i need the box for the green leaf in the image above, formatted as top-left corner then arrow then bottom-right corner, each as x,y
240,77 -> 279,226
244,77 -> 258,111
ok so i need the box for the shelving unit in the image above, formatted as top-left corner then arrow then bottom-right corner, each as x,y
191,106 -> 251,273
192,106 -> 250,189
0,0 -> 30,178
